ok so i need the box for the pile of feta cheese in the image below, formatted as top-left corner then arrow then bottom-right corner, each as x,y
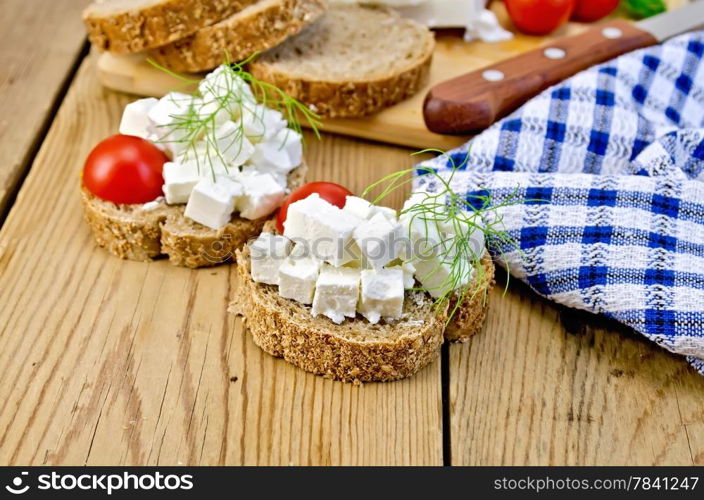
118,65 -> 302,230
249,193 -> 486,325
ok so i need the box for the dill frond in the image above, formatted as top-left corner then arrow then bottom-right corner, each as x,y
146,55 -> 322,179
362,149 -> 524,323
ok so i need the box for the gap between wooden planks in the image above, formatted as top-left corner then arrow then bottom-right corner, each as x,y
0,0 -> 90,220
0,56 -> 442,466
449,273 -> 704,465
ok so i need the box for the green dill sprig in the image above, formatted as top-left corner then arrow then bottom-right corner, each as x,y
146,53 -> 322,179
362,149 -> 522,322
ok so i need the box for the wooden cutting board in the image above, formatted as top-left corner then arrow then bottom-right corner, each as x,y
95,2 -> 686,150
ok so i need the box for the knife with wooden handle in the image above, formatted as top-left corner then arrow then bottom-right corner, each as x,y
423,1 -> 704,134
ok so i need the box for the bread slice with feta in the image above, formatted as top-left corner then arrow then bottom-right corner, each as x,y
149,0 -> 328,73
230,241 -> 494,382
248,4 -> 435,118
81,164 -> 307,268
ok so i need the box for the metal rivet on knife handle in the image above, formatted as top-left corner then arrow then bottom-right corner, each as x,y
423,20 -> 659,135
543,47 -> 567,60
602,27 -> 624,39
482,70 -> 505,82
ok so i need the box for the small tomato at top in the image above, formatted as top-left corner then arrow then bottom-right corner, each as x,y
276,181 -> 353,233
83,134 -> 167,205
505,0 -> 575,36
571,0 -> 620,22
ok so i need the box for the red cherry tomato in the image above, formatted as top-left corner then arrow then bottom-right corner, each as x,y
276,182 -> 353,233
505,0 -> 575,36
83,134 -> 167,205
571,0 -> 620,22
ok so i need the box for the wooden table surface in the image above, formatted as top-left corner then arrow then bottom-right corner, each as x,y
1,0 -> 703,466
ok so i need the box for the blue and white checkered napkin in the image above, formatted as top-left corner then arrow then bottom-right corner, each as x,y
415,31 -> 704,373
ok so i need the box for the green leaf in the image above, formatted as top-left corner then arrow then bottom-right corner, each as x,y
622,0 -> 667,19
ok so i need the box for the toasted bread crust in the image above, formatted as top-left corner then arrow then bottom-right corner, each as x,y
81,164 -> 306,268
150,0 -> 328,73
247,5 -> 435,118
249,55 -> 433,117
232,246 -> 447,382
230,245 -> 494,382
83,0 -> 260,54
81,188 -> 176,261
444,253 -> 495,342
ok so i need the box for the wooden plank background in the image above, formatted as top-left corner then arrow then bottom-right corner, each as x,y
0,0 -> 90,216
450,277 -> 704,465
0,0 -> 702,466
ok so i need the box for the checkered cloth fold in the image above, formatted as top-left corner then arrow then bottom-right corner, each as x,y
415,31 -> 704,373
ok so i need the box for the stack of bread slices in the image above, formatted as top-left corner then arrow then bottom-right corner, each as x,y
83,0 -> 436,117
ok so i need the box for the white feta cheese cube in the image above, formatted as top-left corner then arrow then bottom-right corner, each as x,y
387,261 -> 416,289
311,264 -> 361,324
353,212 -> 403,270
343,196 -> 374,219
402,191 -> 427,211
162,161 -> 201,204
277,245 -> 321,304
249,233 -> 293,285
399,190 -> 481,297
241,104 -> 287,142
359,269 -> 404,324
148,92 -> 194,155
399,208 -> 445,261
283,193 -> 362,266
194,98 -> 231,128
412,252 -> 473,299
340,241 -> 369,270
250,128 -> 302,173
119,98 -> 157,139
148,92 -> 193,126
235,172 -> 286,220
184,176 -> 241,230
198,66 -> 255,109
343,196 -> 397,222
440,219 -> 487,260
237,164 -> 288,190
372,205 -> 398,222
175,143 -> 232,178
214,121 -> 255,167
146,132 -> 171,156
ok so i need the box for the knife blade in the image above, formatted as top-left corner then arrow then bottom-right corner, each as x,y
423,1 -> 704,134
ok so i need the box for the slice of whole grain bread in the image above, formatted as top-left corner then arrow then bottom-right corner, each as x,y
247,4 -> 435,118
83,0 -> 260,54
229,242 -> 494,382
81,164 -> 307,268
443,252 -> 495,343
149,0 -> 328,73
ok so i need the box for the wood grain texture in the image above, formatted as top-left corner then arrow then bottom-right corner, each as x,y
0,57 -> 442,466
2,0 -> 702,467
0,0 -> 90,217
450,273 -> 704,465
